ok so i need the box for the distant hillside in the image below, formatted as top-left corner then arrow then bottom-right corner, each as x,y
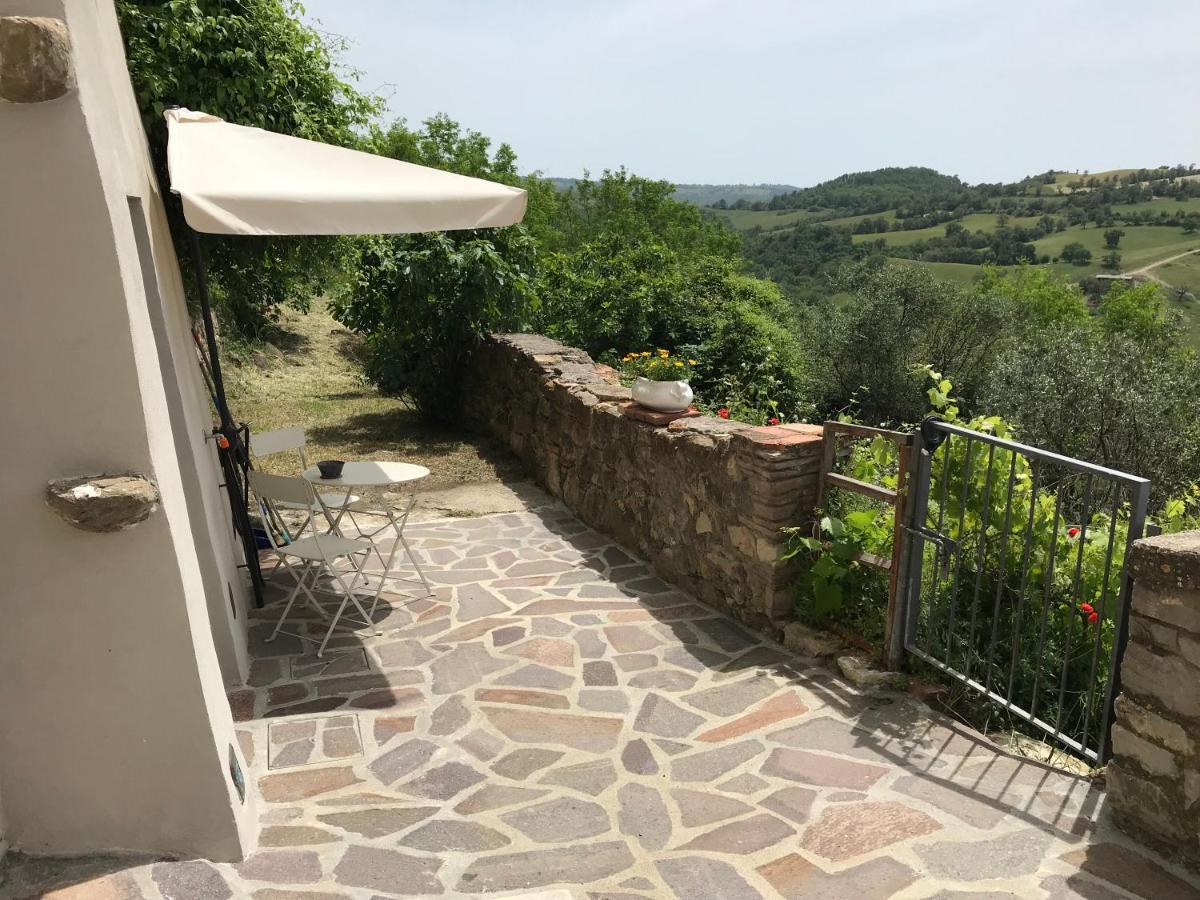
672,183 -> 800,207
765,167 -> 967,216
541,177 -> 798,208
727,162 -> 1200,318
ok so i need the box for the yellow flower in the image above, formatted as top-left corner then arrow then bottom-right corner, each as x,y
674,361 -> 684,367
640,351 -> 650,357
688,359 -> 698,365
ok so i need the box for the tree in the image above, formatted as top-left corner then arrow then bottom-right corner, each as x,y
1060,242 -> 1093,266
332,116 -> 538,421
983,322 -> 1200,502
807,263 -> 1016,424
1101,250 -> 1122,271
116,0 -> 381,336
1103,228 -> 1125,248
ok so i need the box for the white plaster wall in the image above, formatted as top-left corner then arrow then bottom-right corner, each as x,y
0,0 -> 254,860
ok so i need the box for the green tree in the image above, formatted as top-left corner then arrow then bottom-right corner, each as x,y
332,116 -> 538,421
116,0 -> 381,336
983,324 -> 1200,502
1060,242 -> 1093,266
1103,228 -> 1125,248
1101,250 -> 1122,271
532,169 -> 740,260
974,265 -> 1090,331
808,262 -> 1015,424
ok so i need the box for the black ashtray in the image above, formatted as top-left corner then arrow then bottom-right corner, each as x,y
316,460 -> 345,479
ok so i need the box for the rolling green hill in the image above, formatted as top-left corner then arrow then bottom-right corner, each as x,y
725,165 -> 1200,309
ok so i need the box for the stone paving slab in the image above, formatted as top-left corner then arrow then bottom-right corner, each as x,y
5,494 -> 1200,899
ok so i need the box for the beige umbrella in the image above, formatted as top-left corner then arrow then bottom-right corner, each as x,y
165,108 -> 527,235
163,107 -> 527,606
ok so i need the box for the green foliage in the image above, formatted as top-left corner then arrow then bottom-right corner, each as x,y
535,238 -> 693,356
981,278 -> 1198,501
333,229 -> 537,422
974,265 -> 1090,331
331,117 -> 538,422
532,169 -> 740,259
691,295 -> 815,424
115,0 -> 381,337
1059,242 -> 1093,265
807,262 -> 1015,423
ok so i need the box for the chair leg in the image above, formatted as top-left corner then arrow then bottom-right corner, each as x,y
267,559 -> 307,643
331,560 -> 381,636
400,532 -> 434,597
316,595 -> 350,658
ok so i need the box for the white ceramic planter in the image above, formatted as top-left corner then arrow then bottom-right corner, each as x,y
632,376 -> 694,413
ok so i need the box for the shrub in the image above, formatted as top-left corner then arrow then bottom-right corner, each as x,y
807,262 -> 1015,424
1060,242 -> 1093,265
333,228 -> 538,422
692,298 -> 814,423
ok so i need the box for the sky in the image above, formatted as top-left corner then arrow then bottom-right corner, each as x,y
301,0 -> 1200,188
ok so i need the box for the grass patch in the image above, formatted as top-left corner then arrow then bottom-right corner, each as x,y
706,207 -> 828,231
1036,225 -> 1200,277
224,299 -> 526,497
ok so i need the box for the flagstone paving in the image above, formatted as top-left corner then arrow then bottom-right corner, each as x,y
6,494 -> 1200,899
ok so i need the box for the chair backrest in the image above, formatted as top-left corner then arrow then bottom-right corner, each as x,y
251,427 -> 307,462
249,470 -> 316,508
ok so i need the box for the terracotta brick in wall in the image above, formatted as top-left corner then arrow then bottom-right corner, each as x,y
463,334 -> 824,630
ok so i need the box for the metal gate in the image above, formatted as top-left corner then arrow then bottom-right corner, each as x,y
900,418 -> 1150,762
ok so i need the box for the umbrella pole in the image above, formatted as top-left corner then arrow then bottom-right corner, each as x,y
189,228 -> 265,607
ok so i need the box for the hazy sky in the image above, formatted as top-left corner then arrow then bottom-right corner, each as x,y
301,0 -> 1200,188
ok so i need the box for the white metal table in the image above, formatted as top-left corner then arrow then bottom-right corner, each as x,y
302,461 -> 433,604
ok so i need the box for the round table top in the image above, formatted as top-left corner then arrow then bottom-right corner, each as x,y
303,460 -> 430,487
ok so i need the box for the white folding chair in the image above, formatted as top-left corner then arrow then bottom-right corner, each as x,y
336,487 -> 434,600
250,427 -> 361,529
250,471 -> 382,657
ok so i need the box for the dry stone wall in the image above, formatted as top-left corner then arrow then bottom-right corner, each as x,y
463,334 -> 824,630
1108,531 -> 1200,863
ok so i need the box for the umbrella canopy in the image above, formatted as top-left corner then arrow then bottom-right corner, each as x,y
164,108 -> 527,236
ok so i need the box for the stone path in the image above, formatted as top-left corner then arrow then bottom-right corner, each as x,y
7,494 -> 1200,899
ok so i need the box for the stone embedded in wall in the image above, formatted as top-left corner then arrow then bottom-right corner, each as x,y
0,17 -> 75,104
462,334 -> 825,630
46,473 -> 160,533
1108,530 -> 1200,864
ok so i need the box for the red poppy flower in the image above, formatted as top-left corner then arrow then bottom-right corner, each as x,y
1079,602 -> 1094,615
1067,526 -> 1080,538
768,417 -> 780,426
1088,611 -> 1099,624
717,408 -> 730,419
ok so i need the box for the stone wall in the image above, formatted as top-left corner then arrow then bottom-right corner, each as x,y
1108,531 -> 1200,863
463,334 -> 824,630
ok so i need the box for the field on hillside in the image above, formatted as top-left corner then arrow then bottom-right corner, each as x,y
1115,197 -> 1200,216
1158,253 -> 1200,295
850,212 -> 1044,247
709,207 -> 826,230
1036,226 -> 1199,274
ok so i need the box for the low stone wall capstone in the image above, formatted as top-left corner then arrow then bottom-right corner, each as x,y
464,334 -> 824,630
1108,531 -> 1200,863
